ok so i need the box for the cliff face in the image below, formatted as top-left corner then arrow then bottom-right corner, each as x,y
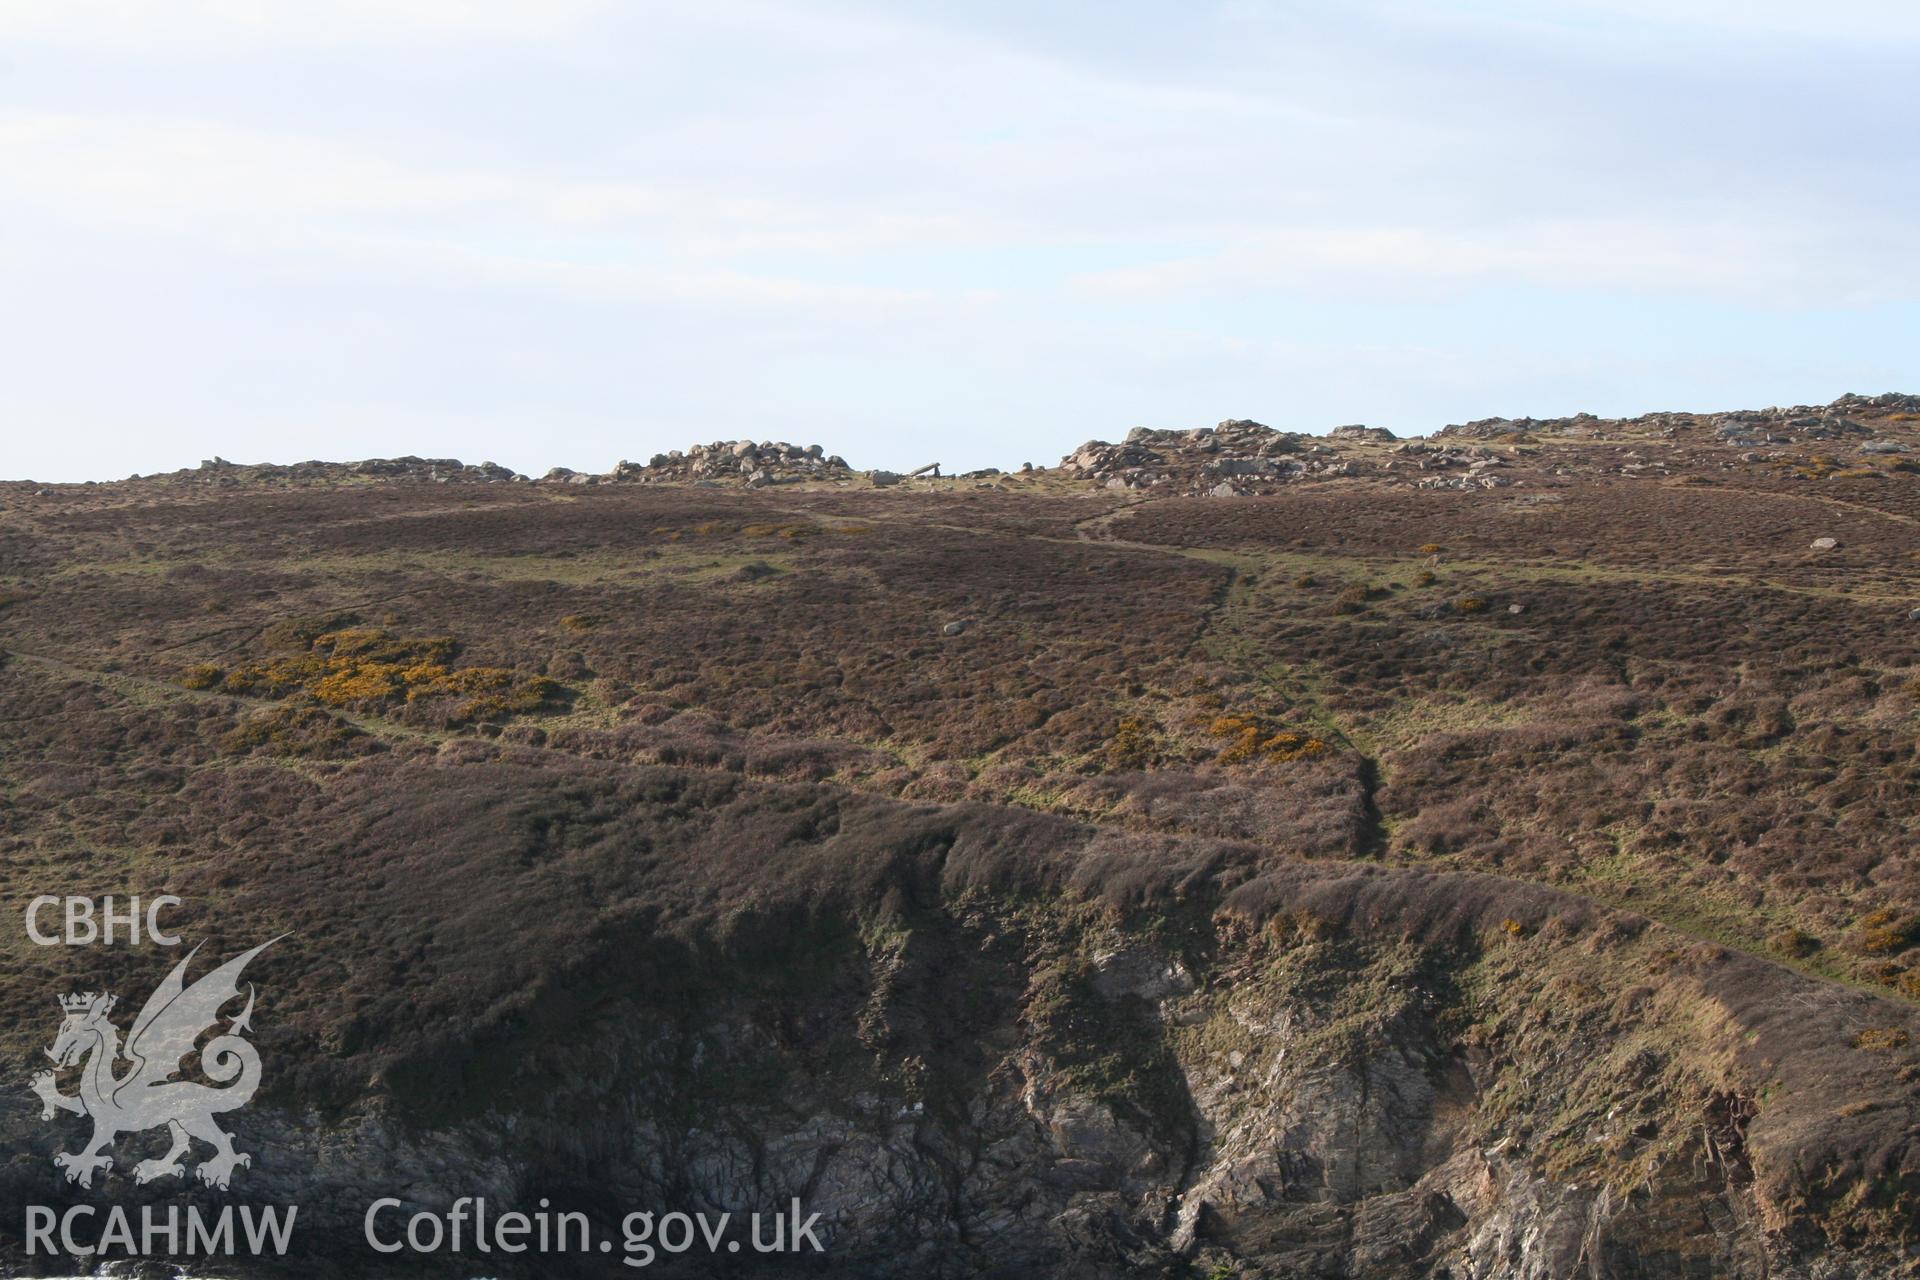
1,758 -> 1912,1278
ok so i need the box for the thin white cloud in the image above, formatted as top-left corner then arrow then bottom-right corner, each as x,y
0,112 -> 985,257
388,240 -> 976,312
1466,0 -> 1920,42
0,111 -> 1005,316
0,0 -> 610,45
1071,221 -> 1917,307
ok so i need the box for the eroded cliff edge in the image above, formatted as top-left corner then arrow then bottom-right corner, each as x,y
2,752 -> 1914,1277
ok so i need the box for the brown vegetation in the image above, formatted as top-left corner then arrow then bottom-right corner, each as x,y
1,421 -> 1918,1274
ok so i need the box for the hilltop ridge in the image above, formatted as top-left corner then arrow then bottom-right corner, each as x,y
1,391 -> 1917,1277
13,392 -> 1917,496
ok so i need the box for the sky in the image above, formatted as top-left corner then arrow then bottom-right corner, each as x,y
1,0 -> 1916,481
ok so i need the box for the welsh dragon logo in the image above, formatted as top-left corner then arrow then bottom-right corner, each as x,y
30,939 -> 277,1191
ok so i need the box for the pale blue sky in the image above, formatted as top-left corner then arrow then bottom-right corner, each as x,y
2,0 -> 1915,480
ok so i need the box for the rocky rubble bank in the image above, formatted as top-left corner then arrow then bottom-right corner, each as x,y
34,392 -> 1920,498
602,438 -> 853,487
1435,390 -> 1920,441
1054,392 -> 1920,496
1058,420 -> 1535,495
162,441 -> 860,490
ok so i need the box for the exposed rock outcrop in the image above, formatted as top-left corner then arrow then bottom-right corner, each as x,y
174,456 -> 531,486
97,390 -> 1920,496
1059,420 -> 1362,496
8,779 -> 1910,1278
609,439 -> 853,487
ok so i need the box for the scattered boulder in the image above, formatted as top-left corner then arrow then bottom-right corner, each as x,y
1809,537 -> 1840,551
942,620 -> 971,636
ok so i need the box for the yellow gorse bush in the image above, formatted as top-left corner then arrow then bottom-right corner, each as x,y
1208,714 -> 1330,765
179,625 -> 560,724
